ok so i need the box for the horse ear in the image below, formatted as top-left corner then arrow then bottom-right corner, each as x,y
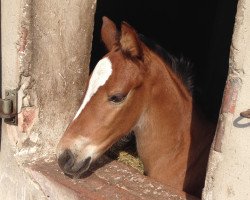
101,16 -> 117,51
120,22 -> 142,58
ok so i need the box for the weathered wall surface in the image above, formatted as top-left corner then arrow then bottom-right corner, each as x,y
203,0 -> 250,199
16,0 -> 96,161
1,0 -> 96,199
29,0 -> 96,158
2,0 -> 96,160
0,125 -> 46,200
1,1 -> 46,199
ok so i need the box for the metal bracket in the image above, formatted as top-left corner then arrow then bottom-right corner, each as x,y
240,109 -> 250,119
0,89 -> 18,125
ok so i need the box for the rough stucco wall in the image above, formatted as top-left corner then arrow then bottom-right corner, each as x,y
1,1 -> 47,199
1,1 -> 20,90
1,0 -> 96,199
203,0 -> 250,199
0,126 -> 46,200
30,0 -> 96,158
7,0 -> 97,161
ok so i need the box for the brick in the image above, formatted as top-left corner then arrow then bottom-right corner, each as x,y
25,157 -> 199,200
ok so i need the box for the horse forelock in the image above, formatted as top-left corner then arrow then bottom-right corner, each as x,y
73,57 -> 113,120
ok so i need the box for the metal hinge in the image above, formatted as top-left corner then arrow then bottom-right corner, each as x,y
0,89 -> 18,125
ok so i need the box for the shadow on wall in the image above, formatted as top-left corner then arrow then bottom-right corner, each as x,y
90,0 -> 238,121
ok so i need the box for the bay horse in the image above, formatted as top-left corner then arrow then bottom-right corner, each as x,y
57,16 -> 215,197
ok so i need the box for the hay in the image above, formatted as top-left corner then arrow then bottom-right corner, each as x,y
107,133 -> 144,174
117,151 -> 144,174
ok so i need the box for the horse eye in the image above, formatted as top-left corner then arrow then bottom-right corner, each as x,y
108,93 -> 127,103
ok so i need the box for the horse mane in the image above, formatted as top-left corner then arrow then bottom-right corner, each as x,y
139,34 -> 193,94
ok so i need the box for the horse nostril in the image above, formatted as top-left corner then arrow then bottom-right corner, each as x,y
58,149 -> 75,172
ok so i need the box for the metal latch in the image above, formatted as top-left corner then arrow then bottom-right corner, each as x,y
0,89 -> 18,125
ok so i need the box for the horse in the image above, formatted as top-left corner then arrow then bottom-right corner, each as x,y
57,16 -> 215,197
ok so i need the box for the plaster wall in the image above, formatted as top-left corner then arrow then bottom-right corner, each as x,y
0,0 -> 96,199
17,0 -> 96,160
1,1 -> 46,199
203,0 -> 250,199
29,0 -> 96,158
1,0 -> 96,160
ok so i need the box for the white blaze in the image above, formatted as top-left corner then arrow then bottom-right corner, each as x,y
73,57 -> 112,120
72,136 -> 98,161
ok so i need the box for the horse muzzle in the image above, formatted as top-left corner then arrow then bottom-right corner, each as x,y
58,149 -> 92,178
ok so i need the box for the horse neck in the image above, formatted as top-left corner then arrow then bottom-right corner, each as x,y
132,52 -> 215,196
134,54 -> 211,178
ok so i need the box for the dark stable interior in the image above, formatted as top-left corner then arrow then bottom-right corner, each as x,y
90,0 -> 238,121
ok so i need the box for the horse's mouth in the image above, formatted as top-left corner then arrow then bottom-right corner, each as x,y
58,149 -> 92,178
73,157 -> 92,178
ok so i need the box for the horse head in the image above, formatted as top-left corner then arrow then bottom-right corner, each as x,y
57,17 -> 150,177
